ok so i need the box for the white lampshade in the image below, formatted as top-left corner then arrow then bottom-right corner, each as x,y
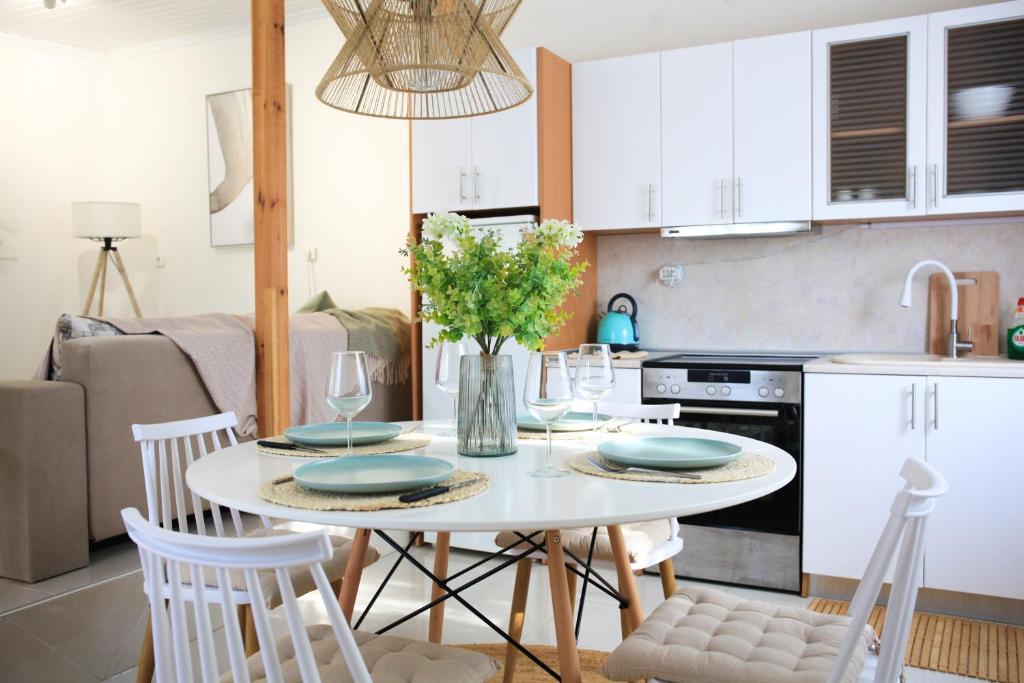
72,202 -> 141,239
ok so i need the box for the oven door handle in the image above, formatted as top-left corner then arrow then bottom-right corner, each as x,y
674,405 -> 780,418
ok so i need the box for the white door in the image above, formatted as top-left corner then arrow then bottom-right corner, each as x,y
733,32 -> 812,223
926,2 -> 1024,215
660,42 -> 733,227
803,373 -> 927,581
411,118 -> 473,214
923,376 -> 1024,599
812,16 -> 928,220
572,53 -> 661,230
470,48 -> 538,212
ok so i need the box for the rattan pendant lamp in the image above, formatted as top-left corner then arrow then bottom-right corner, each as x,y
316,0 -> 533,119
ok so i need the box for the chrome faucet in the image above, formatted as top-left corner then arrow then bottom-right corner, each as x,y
900,259 -> 973,359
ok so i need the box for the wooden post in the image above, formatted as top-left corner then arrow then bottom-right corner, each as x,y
252,0 -> 290,437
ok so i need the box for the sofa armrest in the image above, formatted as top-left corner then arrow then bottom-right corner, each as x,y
0,380 -> 88,582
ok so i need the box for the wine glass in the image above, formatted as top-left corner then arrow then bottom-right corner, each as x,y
326,351 -> 372,455
576,343 -> 615,440
435,339 -> 467,436
524,351 -> 574,478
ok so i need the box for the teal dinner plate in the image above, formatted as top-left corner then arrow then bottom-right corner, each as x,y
517,412 -> 612,432
293,454 -> 454,494
283,422 -> 403,446
598,436 -> 742,469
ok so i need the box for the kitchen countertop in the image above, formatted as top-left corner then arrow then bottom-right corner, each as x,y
804,354 -> 1024,379
562,350 -> 678,369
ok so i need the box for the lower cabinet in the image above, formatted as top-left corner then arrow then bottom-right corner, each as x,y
804,372 -> 1024,600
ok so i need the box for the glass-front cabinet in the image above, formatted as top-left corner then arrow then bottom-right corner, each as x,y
813,16 -> 928,220
927,2 -> 1024,214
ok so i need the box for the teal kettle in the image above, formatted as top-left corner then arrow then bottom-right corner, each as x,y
597,293 -> 640,352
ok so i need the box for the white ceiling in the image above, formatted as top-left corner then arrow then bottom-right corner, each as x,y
0,0 -> 1005,57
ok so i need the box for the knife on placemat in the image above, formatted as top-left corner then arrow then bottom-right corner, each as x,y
399,477 -> 484,503
256,440 -> 329,455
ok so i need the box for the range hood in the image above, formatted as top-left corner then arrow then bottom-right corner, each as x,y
661,221 -> 814,239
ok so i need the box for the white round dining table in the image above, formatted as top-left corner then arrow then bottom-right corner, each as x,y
186,421 -> 795,683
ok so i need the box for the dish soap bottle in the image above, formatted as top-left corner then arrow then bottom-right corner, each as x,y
1009,297 -> 1024,360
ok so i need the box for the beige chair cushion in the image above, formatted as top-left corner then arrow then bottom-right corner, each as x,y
603,586 -> 876,683
185,529 -> 379,605
233,624 -> 500,683
494,520 -> 673,564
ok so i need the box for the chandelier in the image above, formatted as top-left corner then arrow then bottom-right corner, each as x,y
316,0 -> 533,119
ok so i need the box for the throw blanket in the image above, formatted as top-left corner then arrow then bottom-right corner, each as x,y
38,310 -> 409,438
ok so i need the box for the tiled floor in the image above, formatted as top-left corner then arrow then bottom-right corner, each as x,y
0,536 -> 976,682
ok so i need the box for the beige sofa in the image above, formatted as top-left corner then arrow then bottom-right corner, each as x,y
0,335 -> 411,582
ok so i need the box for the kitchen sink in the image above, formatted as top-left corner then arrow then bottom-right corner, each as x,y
831,353 -> 1016,368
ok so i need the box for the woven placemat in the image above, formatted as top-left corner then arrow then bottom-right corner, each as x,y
569,452 -> 774,484
517,420 -> 631,441
255,431 -> 432,457
259,469 -> 489,511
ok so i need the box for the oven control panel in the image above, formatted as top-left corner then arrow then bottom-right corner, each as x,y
642,368 -> 802,404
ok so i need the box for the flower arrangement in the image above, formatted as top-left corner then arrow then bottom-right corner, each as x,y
403,212 -> 588,354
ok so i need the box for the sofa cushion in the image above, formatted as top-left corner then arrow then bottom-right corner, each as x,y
494,520 -> 674,565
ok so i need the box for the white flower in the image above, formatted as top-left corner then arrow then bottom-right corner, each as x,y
422,211 -> 470,241
533,219 -> 584,248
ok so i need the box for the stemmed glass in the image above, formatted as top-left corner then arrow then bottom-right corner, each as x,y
435,339 -> 467,436
524,351 -> 574,478
326,351 -> 372,456
576,343 -> 615,440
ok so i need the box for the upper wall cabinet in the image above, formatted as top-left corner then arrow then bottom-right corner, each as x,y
661,32 -> 811,227
927,2 -> 1024,214
411,48 -> 538,214
812,16 -> 929,220
572,53 -> 662,230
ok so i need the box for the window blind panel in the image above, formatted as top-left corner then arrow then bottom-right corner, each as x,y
946,18 -> 1024,196
830,35 -> 908,202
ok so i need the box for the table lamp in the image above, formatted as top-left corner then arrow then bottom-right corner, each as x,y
73,202 -> 143,318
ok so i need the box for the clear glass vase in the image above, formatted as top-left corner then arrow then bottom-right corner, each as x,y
457,353 -> 518,457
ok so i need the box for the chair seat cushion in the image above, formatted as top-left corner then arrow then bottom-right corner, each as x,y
494,520 -> 674,565
603,586 -> 876,683
185,529 -> 379,604
233,624 -> 499,683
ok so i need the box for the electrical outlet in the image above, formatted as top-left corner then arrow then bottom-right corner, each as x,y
658,264 -> 684,287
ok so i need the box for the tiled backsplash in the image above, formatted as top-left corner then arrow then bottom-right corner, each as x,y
596,221 -> 1024,354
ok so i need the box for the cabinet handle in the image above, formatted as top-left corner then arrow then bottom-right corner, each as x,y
719,178 -> 726,219
910,383 -> 917,430
459,167 -> 468,202
913,165 -> 921,208
647,184 -> 655,222
735,177 -> 743,218
932,383 -> 939,430
473,167 -> 481,202
929,164 -> 939,208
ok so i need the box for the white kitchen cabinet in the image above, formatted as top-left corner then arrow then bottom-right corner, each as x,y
926,2 -> 1024,215
804,373 -> 927,581
661,43 -> 733,227
411,48 -> 538,214
733,32 -> 812,223
572,52 -> 661,230
812,16 -> 929,220
923,376 -> 1024,600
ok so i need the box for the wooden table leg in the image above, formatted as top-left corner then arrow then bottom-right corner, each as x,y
608,525 -> 644,636
338,528 -> 371,622
545,530 -> 582,683
428,531 -> 450,643
658,558 -> 678,599
135,614 -> 154,683
502,557 -> 533,683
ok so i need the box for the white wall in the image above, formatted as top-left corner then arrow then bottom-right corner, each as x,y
0,18 -> 411,379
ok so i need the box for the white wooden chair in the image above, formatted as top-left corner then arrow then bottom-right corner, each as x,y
130,412 -> 378,680
121,507 -> 499,683
602,457 -> 949,683
495,401 -> 684,681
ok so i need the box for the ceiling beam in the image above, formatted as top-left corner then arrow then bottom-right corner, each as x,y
252,0 -> 290,437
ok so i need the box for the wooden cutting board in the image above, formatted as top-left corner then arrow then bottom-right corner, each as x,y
927,271 -> 1000,356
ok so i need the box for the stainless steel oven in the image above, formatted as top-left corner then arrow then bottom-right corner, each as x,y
641,354 -> 810,593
